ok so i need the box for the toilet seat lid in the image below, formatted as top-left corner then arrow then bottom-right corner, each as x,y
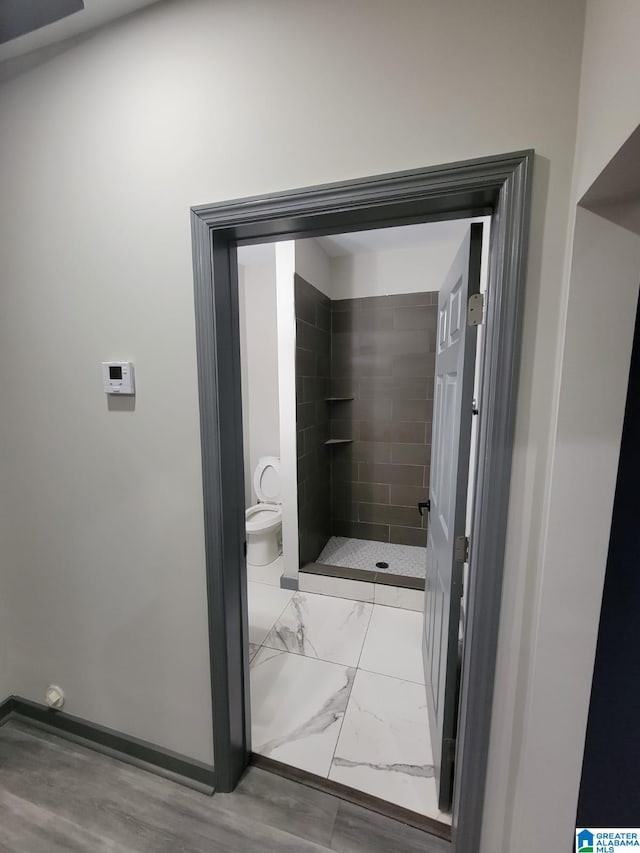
254,456 -> 282,503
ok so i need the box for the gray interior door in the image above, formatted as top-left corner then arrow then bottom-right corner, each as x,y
423,223 -> 483,812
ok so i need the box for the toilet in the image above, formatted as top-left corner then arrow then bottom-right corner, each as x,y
245,456 -> 283,566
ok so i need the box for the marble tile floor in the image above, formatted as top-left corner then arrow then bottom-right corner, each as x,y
248,581 -> 451,825
317,536 -> 426,579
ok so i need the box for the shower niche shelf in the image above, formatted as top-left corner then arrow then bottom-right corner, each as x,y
324,439 -> 353,445
324,397 -> 354,402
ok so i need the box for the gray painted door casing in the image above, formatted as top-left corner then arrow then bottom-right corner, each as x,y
423,224 -> 482,811
190,151 -> 533,853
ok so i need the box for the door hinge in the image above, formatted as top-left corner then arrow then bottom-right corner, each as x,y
443,737 -> 456,768
454,535 -> 470,563
467,292 -> 484,326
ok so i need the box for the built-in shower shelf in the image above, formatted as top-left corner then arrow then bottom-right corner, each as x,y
324,439 -> 353,445
324,397 -> 354,402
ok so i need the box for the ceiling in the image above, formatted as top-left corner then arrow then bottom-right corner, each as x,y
237,220 -> 473,267
0,0 -> 161,64
315,220 -> 471,257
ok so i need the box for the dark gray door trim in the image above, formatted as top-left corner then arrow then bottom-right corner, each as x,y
190,151 -> 533,851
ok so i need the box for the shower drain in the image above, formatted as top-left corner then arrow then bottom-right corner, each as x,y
376,561 -> 389,569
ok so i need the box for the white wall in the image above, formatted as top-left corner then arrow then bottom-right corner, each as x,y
294,239 -> 332,298
0,589 -> 11,700
572,0 -> 640,201
0,0 -> 587,839
238,264 -> 252,502
485,5 -> 640,849
331,242 -> 462,299
275,242 -> 298,584
0,478 -> 11,699
504,208 -> 640,852
238,257 -> 280,506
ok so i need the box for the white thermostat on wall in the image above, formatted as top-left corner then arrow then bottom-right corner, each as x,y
102,361 -> 135,395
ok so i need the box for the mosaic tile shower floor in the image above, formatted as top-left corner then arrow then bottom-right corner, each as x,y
317,536 -> 426,579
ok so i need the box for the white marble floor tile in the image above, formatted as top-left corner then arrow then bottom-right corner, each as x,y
250,647 -> 355,777
264,592 -> 373,667
299,572 -> 374,603
374,585 -> 424,611
329,669 -> 438,818
247,554 -> 283,587
247,581 -> 293,646
358,604 -> 425,684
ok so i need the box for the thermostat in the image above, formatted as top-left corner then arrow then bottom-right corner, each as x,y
102,362 -> 135,395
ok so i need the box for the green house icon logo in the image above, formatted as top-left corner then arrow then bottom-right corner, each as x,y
577,829 -> 594,852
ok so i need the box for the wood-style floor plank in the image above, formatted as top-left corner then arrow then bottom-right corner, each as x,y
0,789 -> 137,853
211,765 -> 340,847
0,719 -> 449,853
0,721 -> 328,853
331,800 -> 451,853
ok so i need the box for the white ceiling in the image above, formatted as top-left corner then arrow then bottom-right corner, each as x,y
315,220 -> 472,257
0,0 -> 161,64
237,219 -> 474,267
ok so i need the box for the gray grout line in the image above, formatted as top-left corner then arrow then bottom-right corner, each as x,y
258,588 -> 373,671
357,663 -> 427,687
253,586 -> 374,781
249,581 -> 425,789
354,602 -> 376,672
257,641 -> 366,671
251,585 -> 369,664
326,659 -> 364,781
247,580 -> 297,658
325,600 -> 377,780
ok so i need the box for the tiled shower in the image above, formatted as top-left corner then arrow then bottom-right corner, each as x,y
295,274 -> 331,566
295,274 -> 437,583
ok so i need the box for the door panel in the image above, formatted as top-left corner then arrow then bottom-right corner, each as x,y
423,223 -> 483,812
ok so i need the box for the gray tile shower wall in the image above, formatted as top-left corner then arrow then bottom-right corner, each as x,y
295,274 -> 331,566
329,292 -> 437,547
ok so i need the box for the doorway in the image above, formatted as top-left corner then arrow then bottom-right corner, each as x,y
190,152 -> 532,853
237,220 -> 486,831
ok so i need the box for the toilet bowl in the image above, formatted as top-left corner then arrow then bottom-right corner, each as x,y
245,456 -> 282,566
